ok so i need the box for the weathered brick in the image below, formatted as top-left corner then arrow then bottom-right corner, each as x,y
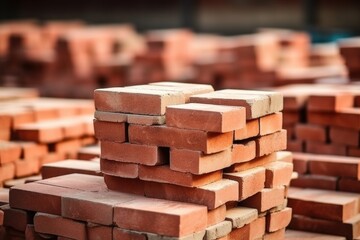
259,112 -> 283,136
264,161 -> 293,188
234,118 -> 259,141
266,207 -> 292,232
255,130 -> 287,157
42,159 -> 101,179
93,119 -> 127,142
231,140 -> 256,164
240,186 -> 285,212
100,158 -> 138,178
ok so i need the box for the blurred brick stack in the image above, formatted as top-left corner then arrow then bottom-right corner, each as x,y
339,37 -> 360,81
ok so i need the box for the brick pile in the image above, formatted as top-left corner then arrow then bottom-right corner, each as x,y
339,37 -> 360,81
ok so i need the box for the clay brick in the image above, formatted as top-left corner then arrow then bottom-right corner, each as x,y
283,111 -> 300,126
146,230 -> 206,240
16,141 -> 48,160
287,139 -> 304,152
0,163 -> 15,183
0,188 -> 9,205
139,165 -> 222,187
41,159 -> 101,179
290,174 -> 338,190
330,127 -> 360,147
264,161 -> 293,188
339,178 -> 360,193
39,152 -> 65,165
62,190 -> 141,225
170,148 -> 232,175
190,89 -> 283,120
144,179 -> 239,210
276,151 -> 293,163
207,205 -> 226,227
227,216 -> 265,240
266,207 -> 292,232
204,221 -> 232,240
113,228 -> 146,240
307,92 -> 354,112
226,153 -> 276,173
53,138 -> 82,158
15,121 -> 63,143
93,119 -> 127,142
114,197 -> 208,237
14,158 -> 40,177
127,114 -> 166,125
348,147 -> 360,157
295,124 -> 327,142
306,141 -> 347,156
255,130 -> 287,157
166,103 -> 246,133
94,110 -> 127,123
231,140 -> 256,164
34,213 -> 87,240
0,108 -> 35,128
289,214 -> 360,239
308,109 -> 360,130
240,186 -> 285,212
0,141 -> 22,164
292,153 -> 310,174
225,207 -> 258,228
129,124 -> 233,154
101,141 -> 169,166
100,158 -> 138,178
1,204 -> 33,231
104,175 -> 145,195
288,188 -> 360,222
94,87 -> 185,115
77,145 -> 100,160
87,223 -> 112,240
285,230 -> 346,240
224,167 -> 265,200
263,228 -> 285,240
234,118 -> 259,141
259,112 -> 283,136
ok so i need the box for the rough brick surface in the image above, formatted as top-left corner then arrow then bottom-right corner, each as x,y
100,158 -> 138,178
259,112 -> 283,136
234,118 -> 259,141
93,119 -> 127,142
255,130 -> 287,157
266,207 -> 292,232
231,140 -> 256,164
264,161 -> 293,188
204,221 -> 232,240
226,153 -> 276,173
225,207 -> 258,228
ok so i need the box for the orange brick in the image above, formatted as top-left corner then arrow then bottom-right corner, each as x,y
263,228 -> 285,240
308,109 -> 360,130
104,175 -> 145,195
295,124 -> 327,142
330,127 -> 360,147
307,92 -> 354,112
166,103 -> 246,133
255,130 -> 287,157
0,163 -> 15,183
14,158 -> 40,178
42,160 -> 101,179
53,138 -> 82,158
170,148 -> 232,175
113,228 -> 146,240
93,119 -> 127,142
259,112 -> 283,136
100,159 -> 138,178
290,174 -> 338,190
306,141 -> 347,156
129,124 -> 233,154
127,114 -> 166,126
240,186 -> 285,212
87,223 -> 112,240
15,121 -> 63,143
225,206 -> 258,228
0,141 -> 22,164
231,140 -> 256,164
205,220 -> 232,239
226,153 -> 277,173
266,207 -> 292,232
264,161 -> 293,188
287,139 -> 304,152
94,111 -> 127,123
207,205 -> 226,227
16,141 -> 48,161
234,118 -> 259,141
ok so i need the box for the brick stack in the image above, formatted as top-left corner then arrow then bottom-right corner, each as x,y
339,37 -> 360,81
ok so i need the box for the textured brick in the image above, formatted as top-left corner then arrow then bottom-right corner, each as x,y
207,205 -> 226,227
225,207 -> 258,228
170,148 -> 232,175
0,141 -> 22,164
348,147 -> 360,157
295,124 -> 327,142
330,127 -> 360,147
240,186 -> 285,212
204,221 -> 232,240
100,158 -> 138,178
227,216 -> 265,240
93,119 -> 127,142
114,198 -> 207,237
231,140 -> 256,164
113,228 -> 146,240
224,167 -> 265,200
266,207 -> 292,232
87,223 -> 112,240
290,174 -> 338,190
42,159 -> 101,179
264,161 -> 293,188
259,112 -> 283,136
285,230 -> 346,240
101,141 -> 168,166
139,165 -> 222,187
307,92 -> 354,112
1,204 -> 33,231
255,130 -> 287,157
226,153 -> 276,173
234,118 -> 259,141
127,114 -> 166,125
104,174 -> 145,195
166,103 -> 246,133
129,124 -> 233,154
94,110 -> 127,123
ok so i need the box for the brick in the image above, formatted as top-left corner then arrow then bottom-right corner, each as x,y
93,119 -> 127,142
113,228 -> 146,240
240,186 -> 285,212
53,138 -> 82,158
330,127 -> 360,147
207,205 -> 226,227
1,204 -> 33,231
288,188 -> 360,222
0,108 -> 35,128
276,151 -> 293,163
225,207 -> 258,228
15,121 -> 63,143
259,112 -> 283,136
25,224 -> 47,240
104,174 -> 145,195
62,190 -> 141,225
283,111 -> 300,125
34,213 -> 87,240
0,188 -> 9,205
14,158 -> 40,177
264,161 -> 293,188
285,230 -> 346,240
266,207 -> 292,232
94,110 -> 127,123
307,92 -> 354,112
77,145 -> 100,160
146,231 -> 206,240
144,179 -> 239,210
127,114 -> 166,125
0,141 -> 21,164
170,148 -> 232,175
287,139 -> 304,152
255,130 -> 287,157
114,197 -> 208,237
348,147 -> 360,157
94,87 -> 185,115
129,124 -> 233,154
292,152 -> 310,174
290,174 -> 338,190
41,159 -> 101,179
204,221 -> 232,240
39,152 -> 65,165
166,103 -> 246,133
263,228 -> 285,240
234,118 -> 259,141
231,140 -> 256,164
101,141 -> 168,166
224,167 -> 265,200
100,158 -> 138,178
308,109 -> 360,130
226,153 -> 276,173
227,216 -> 265,240
289,214 -> 360,239
16,141 -> 48,160
339,178 -> 360,193
306,141 -> 347,156
190,89 -> 283,120
87,223 -> 112,240
0,163 -> 15,183
139,165 -> 222,187
295,124 -> 327,142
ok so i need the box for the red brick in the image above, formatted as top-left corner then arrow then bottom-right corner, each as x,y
231,140 -> 256,164
263,228 -> 285,240
207,205 -> 226,227
129,124 -> 233,154
348,147 -> 360,157
87,223 -> 112,240
0,108 -> 35,128
0,163 -> 15,183
0,188 -> 9,205
1,204 -> 33,231
226,153 -> 277,173
144,179 -> 239,210
338,178 -> 360,193
295,124 -> 327,142
288,188 -> 360,222
16,141 -> 48,161
259,112 -> 283,136
264,161 -> 293,188
285,230 -> 346,240
170,148 -> 231,175
53,139 -> 82,158
307,92 -> 354,112
240,186 -> 286,212
255,130 -> 287,157
306,141 -> 347,156
14,158 -> 40,177
0,141 -> 22,164
227,216 -> 265,240
266,207 -> 292,232
15,121 -> 63,143
94,110 -> 127,123
25,224 -> 47,240
166,103 -> 246,133
114,197 -> 207,237
93,119 -> 127,142
94,87 -> 185,115
292,153 -> 309,174
100,158 -> 138,178
224,167 -> 265,201
100,141 -> 168,166
330,127 -> 360,147
283,111 -> 300,126
41,159 -> 101,179
77,145 -> 100,160
139,165 -> 222,187
287,139 -> 305,152
225,206 -> 258,228
205,220 -> 232,239
127,114 -> 166,126
290,174 -> 338,190
234,118 -> 259,141
61,117 -> 88,138
34,213 -> 87,240
39,152 -> 65,165
113,228 -> 146,240
104,174 -> 145,195
308,109 -> 360,130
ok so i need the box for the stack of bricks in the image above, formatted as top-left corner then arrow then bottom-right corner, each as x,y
339,37 -> 360,81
